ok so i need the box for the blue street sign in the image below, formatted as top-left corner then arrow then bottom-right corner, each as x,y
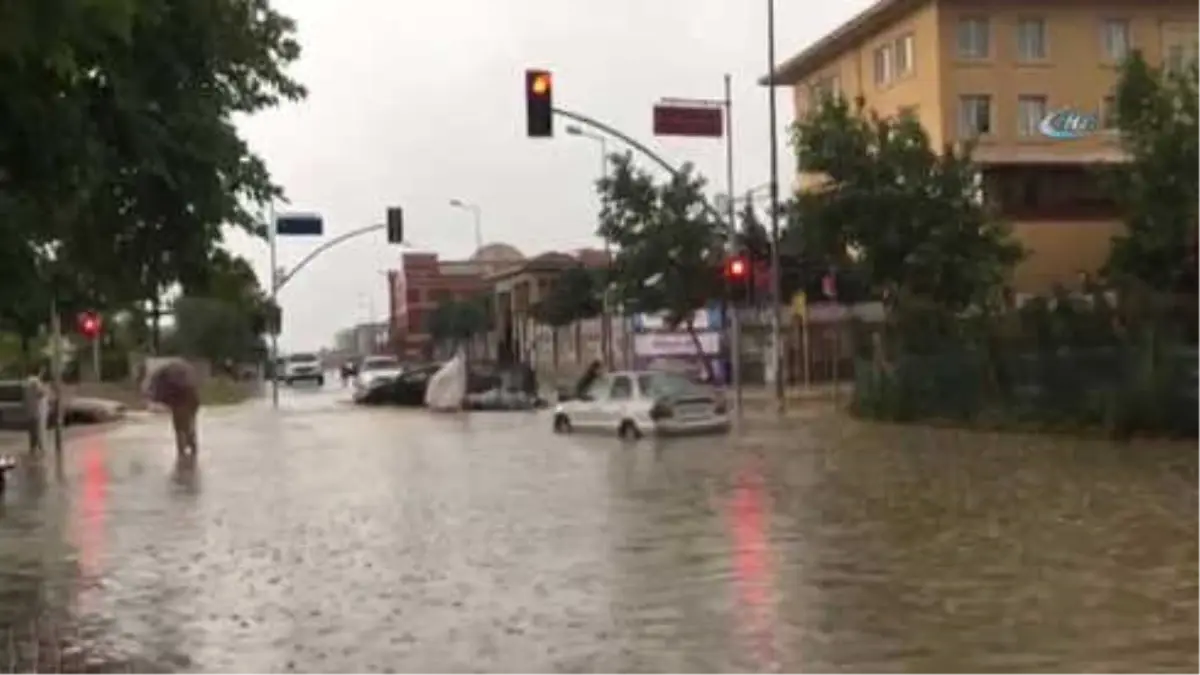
275,213 -> 323,236
1038,109 -> 1100,140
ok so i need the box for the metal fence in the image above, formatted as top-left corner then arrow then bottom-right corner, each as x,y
852,346 -> 1198,437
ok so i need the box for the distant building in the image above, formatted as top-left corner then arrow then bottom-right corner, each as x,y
388,243 -> 524,360
766,0 -> 1197,292
333,322 -> 389,357
484,247 -> 610,365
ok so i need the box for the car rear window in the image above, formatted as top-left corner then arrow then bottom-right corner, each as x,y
288,353 -> 318,363
638,372 -> 703,398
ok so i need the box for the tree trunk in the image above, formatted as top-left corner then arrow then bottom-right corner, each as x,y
685,318 -> 716,383
149,294 -> 162,354
574,321 -> 582,365
19,332 -> 32,369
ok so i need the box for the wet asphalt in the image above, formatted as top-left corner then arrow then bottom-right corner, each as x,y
0,383 -> 1195,673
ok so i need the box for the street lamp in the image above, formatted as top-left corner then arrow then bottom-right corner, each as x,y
564,124 -> 615,366
448,199 -> 483,253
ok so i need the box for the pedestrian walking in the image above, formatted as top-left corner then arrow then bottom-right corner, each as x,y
140,357 -> 201,458
22,370 -> 48,455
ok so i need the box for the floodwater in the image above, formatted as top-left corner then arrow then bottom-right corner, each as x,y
0,386 -> 1194,672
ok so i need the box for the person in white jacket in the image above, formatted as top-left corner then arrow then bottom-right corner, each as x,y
22,371 -> 49,454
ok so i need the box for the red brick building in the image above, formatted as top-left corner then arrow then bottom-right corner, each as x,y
387,244 -> 523,360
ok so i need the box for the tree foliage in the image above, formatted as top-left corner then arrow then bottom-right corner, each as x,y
789,96 -> 1023,311
597,152 -> 725,379
166,296 -> 264,366
1104,51 -> 1199,293
598,153 -> 725,319
428,296 -> 491,348
531,265 -> 603,328
0,0 -> 304,350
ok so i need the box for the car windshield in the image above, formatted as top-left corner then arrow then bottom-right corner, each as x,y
637,372 -> 704,398
361,357 -> 399,371
288,353 -> 318,363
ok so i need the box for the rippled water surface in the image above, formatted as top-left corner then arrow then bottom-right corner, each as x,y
0,388 -> 1194,672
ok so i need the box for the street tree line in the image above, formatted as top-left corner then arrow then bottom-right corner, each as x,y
0,0 -> 304,371
413,49 -> 1195,403
529,51 -> 1196,339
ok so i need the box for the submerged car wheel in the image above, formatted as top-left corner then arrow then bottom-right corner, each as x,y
618,419 -> 642,441
553,413 -> 572,433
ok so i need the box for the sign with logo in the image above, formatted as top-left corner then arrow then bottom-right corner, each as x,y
1038,108 -> 1100,140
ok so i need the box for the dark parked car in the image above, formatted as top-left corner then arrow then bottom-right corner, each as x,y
354,363 -> 440,406
354,361 -> 518,408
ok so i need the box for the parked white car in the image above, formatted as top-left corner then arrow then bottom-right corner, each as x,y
352,355 -> 404,402
552,370 -> 729,439
281,352 -> 324,387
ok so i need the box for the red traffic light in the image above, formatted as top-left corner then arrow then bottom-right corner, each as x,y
525,69 -> 553,137
725,256 -> 748,281
77,311 -> 101,338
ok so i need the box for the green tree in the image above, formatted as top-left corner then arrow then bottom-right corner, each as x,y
428,297 -> 490,353
166,295 -> 262,367
1104,51 -> 1199,293
0,0 -> 305,351
598,152 -> 724,379
790,95 -> 1023,312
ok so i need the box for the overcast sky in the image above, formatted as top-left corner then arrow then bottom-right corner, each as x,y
230,0 -> 874,352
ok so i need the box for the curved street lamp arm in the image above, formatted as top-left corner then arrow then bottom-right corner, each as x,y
551,107 -> 726,226
274,223 -> 385,296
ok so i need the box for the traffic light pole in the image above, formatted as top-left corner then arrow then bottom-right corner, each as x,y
766,0 -> 786,415
268,203 -> 280,409
722,74 -> 743,419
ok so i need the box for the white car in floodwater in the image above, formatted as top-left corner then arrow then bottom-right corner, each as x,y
352,355 -> 404,402
552,370 -> 729,440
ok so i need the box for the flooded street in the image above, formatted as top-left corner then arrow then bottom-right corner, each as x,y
0,387 -> 1194,672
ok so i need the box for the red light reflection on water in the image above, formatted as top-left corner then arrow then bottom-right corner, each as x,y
728,458 -> 780,669
71,434 -> 108,612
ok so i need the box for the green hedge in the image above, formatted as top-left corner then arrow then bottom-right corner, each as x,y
849,289 -> 1198,438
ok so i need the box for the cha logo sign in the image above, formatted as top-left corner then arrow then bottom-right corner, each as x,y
1038,108 -> 1100,140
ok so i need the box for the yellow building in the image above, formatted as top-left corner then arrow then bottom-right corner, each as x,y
769,0 -> 1197,292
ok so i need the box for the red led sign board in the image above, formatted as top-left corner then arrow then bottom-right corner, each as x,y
652,105 -> 723,138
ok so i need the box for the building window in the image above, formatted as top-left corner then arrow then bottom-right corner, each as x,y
809,74 -> 840,102
1161,21 -> 1200,71
1101,96 -> 1118,129
897,105 -> 918,121
957,17 -> 990,59
958,94 -> 992,137
1016,18 -> 1047,61
406,289 -> 421,304
1101,19 -> 1130,62
873,44 -> 893,85
894,34 -> 914,76
1017,95 -> 1047,137
430,289 -> 451,304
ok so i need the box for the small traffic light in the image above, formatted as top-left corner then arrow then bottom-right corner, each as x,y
386,207 -> 404,244
525,69 -> 553,137
725,255 -> 748,282
77,311 -> 101,340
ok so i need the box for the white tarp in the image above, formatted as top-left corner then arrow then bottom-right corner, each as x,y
424,351 -> 467,412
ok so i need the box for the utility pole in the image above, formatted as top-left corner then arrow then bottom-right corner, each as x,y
50,298 -> 63,457
268,204 -> 280,409
723,73 -> 743,419
766,0 -> 786,414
